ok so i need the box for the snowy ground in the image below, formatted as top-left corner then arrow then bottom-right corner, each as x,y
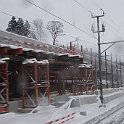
98,107 -> 124,124
0,88 -> 124,124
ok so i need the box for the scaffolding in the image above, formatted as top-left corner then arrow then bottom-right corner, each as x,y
22,59 -> 50,108
0,61 -> 9,113
57,64 -> 94,95
73,64 -> 94,95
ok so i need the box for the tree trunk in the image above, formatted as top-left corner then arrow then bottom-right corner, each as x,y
53,38 -> 55,45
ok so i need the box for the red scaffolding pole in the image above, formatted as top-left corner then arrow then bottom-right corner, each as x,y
84,64 -> 94,94
0,62 -> 9,113
22,59 -> 50,108
73,64 -> 94,95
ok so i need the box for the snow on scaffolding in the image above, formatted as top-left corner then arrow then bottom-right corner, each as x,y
0,43 -> 22,49
68,54 -> 80,57
78,64 -> 92,68
33,49 -> 44,53
0,60 -> 7,63
0,31 -> 83,57
23,48 -> 33,51
22,58 -> 49,65
0,57 -> 10,63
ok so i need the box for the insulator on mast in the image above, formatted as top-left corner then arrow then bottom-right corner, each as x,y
102,23 -> 105,32
91,24 -> 95,33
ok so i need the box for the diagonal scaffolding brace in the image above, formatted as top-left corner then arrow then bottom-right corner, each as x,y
0,62 -> 9,113
22,59 -> 50,108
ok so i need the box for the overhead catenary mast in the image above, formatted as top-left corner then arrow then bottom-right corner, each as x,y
91,11 -> 105,107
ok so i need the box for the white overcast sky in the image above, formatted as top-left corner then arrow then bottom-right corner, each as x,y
0,0 -> 124,57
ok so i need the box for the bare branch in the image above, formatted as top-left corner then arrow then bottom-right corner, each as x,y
47,21 -> 63,45
33,19 -> 43,41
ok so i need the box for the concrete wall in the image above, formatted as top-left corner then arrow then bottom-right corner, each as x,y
69,95 -> 98,106
79,95 -> 97,105
8,100 -> 22,112
95,88 -> 120,95
104,91 -> 124,104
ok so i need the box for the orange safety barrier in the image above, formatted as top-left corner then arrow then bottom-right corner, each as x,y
46,112 -> 75,124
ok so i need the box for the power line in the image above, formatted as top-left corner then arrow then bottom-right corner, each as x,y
91,0 -> 120,29
0,11 -> 18,19
100,14 -> 124,38
1,11 -> 121,69
90,0 -> 102,11
89,0 -> 124,39
105,22 -> 124,39
72,0 -> 93,14
26,0 -> 97,40
64,33 -> 97,46
106,19 -> 124,39
72,0 -> 95,30
72,0 -> 94,29
0,10 -> 34,25
72,0 -> 106,43
0,10 -> 98,48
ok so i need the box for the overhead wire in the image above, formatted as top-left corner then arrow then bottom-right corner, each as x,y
72,0 -> 98,39
73,0 -> 93,14
0,10 -> 98,48
1,1 -> 122,47
26,0 -> 97,40
0,1 -> 100,47
0,1 -> 99,47
64,33 -> 97,47
0,11 -> 121,67
0,4 -> 122,66
0,10 -> 52,43
90,0 -> 124,39
71,0 -> 123,66
105,22 -> 124,39
72,0 -> 105,41
92,0 -> 122,31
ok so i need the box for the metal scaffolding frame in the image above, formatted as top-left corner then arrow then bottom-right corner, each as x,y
73,64 -> 94,95
22,60 -> 50,108
0,62 -> 9,113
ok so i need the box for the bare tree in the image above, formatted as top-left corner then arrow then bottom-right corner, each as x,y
28,30 -> 37,40
47,21 -> 63,45
33,19 -> 43,41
